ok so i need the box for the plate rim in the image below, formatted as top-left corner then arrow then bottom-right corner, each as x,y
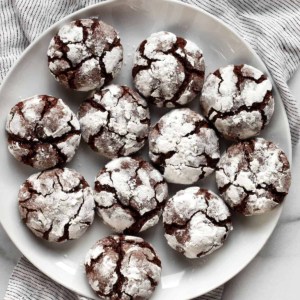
0,0 -> 292,298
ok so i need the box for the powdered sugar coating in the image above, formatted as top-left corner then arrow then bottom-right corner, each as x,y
132,31 -> 205,107
18,168 -> 95,242
216,138 -> 291,215
6,95 -> 81,170
163,187 -> 232,258
47,19 -> 123,91
94,157 -> 168,234
200,64 -> 274,140
85,235 -> 161,300
149,108 -> 220,184
78,85 -> 150,158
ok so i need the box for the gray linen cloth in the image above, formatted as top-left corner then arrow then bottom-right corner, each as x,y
1,0 -> 300,300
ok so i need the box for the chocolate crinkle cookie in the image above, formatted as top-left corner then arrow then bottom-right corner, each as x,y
149,108 -> 220,185
132,31 -> 205,107
163,187 -> 232,259
78,85 -> 150,158
94,157 -> 168,234
6,95 -> 81,170
85,235 -> 161,300
216,138 -> 291,216
200,64 -> 274,140
47,19 -> 123,91
18,168 -> 95,242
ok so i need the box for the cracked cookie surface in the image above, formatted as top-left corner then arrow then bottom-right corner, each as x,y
200,64 -> 274,140
18,168 -> 95,242
149,108 -> 220,185
6,95 -> 81,170
78,85 -> 150,158
47,19 -> 123,91
85,235 -> 161,300
216,138 -> 291,216
132,31 -> 205,107
94,157 -> 168,234
163,187 -> 232,258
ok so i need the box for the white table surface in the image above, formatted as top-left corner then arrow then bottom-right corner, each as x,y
1,68 -> 300,300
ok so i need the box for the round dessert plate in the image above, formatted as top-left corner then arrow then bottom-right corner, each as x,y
0,0 -> 292,299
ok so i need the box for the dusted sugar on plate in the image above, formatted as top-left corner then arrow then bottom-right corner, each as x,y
149,108 -> 220,185
132,31 -> 205,107
163,187 -> 232,258
18,168 -> 95,242
47,19 -> 123,91
200,64 -> 274,140
85,235 -> 162,300
78,84 -> 150,158
6,95 -> 81,170
94,157 -> 168,234
216,138 -> 291,216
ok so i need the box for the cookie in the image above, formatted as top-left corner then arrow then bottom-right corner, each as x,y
149,108 -> 220,184
200,64 -> 274,140
85,235 -> 161,300
78,85 -> 150,158
18,168 -> 95,242
94,157 -> 168,234
47,19 -> 123,91
163,187 -> 232,258
6,95 -> 81,170
216,138 -> 291,216
132,31 -> 205,107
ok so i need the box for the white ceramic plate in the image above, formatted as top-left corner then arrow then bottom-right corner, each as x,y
0,0 -> 292,299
